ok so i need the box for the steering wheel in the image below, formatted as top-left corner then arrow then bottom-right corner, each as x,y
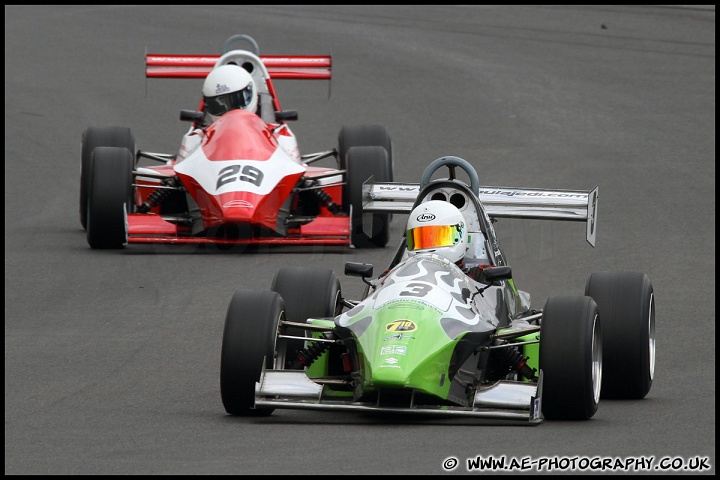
419,156 -> 480,194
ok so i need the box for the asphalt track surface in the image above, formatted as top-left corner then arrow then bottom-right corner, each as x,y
5,5 -> 715,475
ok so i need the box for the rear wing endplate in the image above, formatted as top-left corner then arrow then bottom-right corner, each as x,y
363,182 -> 599,247
145,54 -> 332,80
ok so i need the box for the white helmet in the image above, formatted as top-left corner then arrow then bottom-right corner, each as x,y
202,64 -> 258,120
406,200 -> 467,264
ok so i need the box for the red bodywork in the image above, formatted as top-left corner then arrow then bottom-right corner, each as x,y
130,110 -> 349,246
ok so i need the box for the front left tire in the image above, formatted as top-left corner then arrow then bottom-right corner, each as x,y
86,146 -> 133,249
220,289 -> 285,416
80,126 -> 135,230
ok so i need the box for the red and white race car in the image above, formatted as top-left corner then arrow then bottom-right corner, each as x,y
80,34 -> 393,250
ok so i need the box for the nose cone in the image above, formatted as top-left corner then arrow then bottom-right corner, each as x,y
214,188 -> 293,231
220,197 -> 257,223
356,305 -> 452,389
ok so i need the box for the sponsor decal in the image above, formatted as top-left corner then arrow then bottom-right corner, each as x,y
479,189 -> 586,198
589,190 -> 597,235
223,200 -> 254,208
384,333 -> 415,341
531,396 -> 542,420
380,345 -> 407,356
215,83 -> 230,95
377,185 -> 419,193
385,357 -> 399,365
416,213 -> 435,222
385,320 -> 417,333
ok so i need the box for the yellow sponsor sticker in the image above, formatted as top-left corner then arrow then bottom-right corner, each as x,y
385,320 -> 418,333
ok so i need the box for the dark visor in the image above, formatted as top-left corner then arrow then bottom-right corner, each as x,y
204,85 -> 253,116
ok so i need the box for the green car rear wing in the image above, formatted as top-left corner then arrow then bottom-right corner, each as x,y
362,182 -> 599,247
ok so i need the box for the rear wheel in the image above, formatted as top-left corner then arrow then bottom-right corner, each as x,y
220,289 -> 285,416
540,295 -> 602,420
86,147 -> 133,249
80,127 -> 135,230
585,271 -> 655,399
338,125 -> 393,212
346,146 -> 391,248
271,266 -> 341,369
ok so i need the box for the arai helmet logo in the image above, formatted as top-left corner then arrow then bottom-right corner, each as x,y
416,213 -> 435,222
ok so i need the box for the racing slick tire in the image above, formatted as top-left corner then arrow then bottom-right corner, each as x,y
346,146 -> 391,248
80,126 -> 135,230
220,289 -> 285,416
271,267 -> 342,370
540,295 -> 602,420
338,125 -> 393,214
585,271 -> 655,399
86,147 -> 133,249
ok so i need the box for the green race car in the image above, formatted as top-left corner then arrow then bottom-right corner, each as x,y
220,156 -> 655,423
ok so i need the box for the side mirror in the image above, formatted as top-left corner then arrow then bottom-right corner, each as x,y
180,110 -> 204,123
345,262 -> 373,278
484,266 -> 512,282
275,110 -> 298,122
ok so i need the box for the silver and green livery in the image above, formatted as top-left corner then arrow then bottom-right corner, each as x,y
219,157 -> 654,424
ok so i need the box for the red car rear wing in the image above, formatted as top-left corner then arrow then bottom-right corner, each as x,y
145,54 -> 332,80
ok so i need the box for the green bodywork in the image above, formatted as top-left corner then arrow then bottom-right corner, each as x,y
518,332 -> 540,379
351,300 -> 456,398
306,303 -> 458,399
303,255 -> 533,404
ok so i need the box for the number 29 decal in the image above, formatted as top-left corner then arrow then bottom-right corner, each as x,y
216,164 -> 264,190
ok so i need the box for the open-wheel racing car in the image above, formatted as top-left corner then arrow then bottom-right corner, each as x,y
80,34 -> 393,250
220,156 -> 655,423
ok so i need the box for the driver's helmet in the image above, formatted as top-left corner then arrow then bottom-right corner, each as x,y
406,200 -> 467,264
202,64 -> 258,122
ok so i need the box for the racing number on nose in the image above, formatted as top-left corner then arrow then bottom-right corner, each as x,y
399,282 -> 431,298
217,164 -> 264,190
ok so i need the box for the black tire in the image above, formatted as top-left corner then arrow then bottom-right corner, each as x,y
86,147 -> 133,249
271,266 -> 342,369
220,289 -> 285,416
80,127 -> 135,230
338,125 -> 393,213
346,146 -> 391,248
585,271 -> 655,399
271,266 -> 341,322
540,295 -> 602,420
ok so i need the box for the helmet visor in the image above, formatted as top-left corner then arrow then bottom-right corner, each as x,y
406,224 -> 463,251
204,84 -> 254,116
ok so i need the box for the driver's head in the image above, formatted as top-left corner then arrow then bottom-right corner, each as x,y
202,64 -> 257,122
406,200 -> 467,263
